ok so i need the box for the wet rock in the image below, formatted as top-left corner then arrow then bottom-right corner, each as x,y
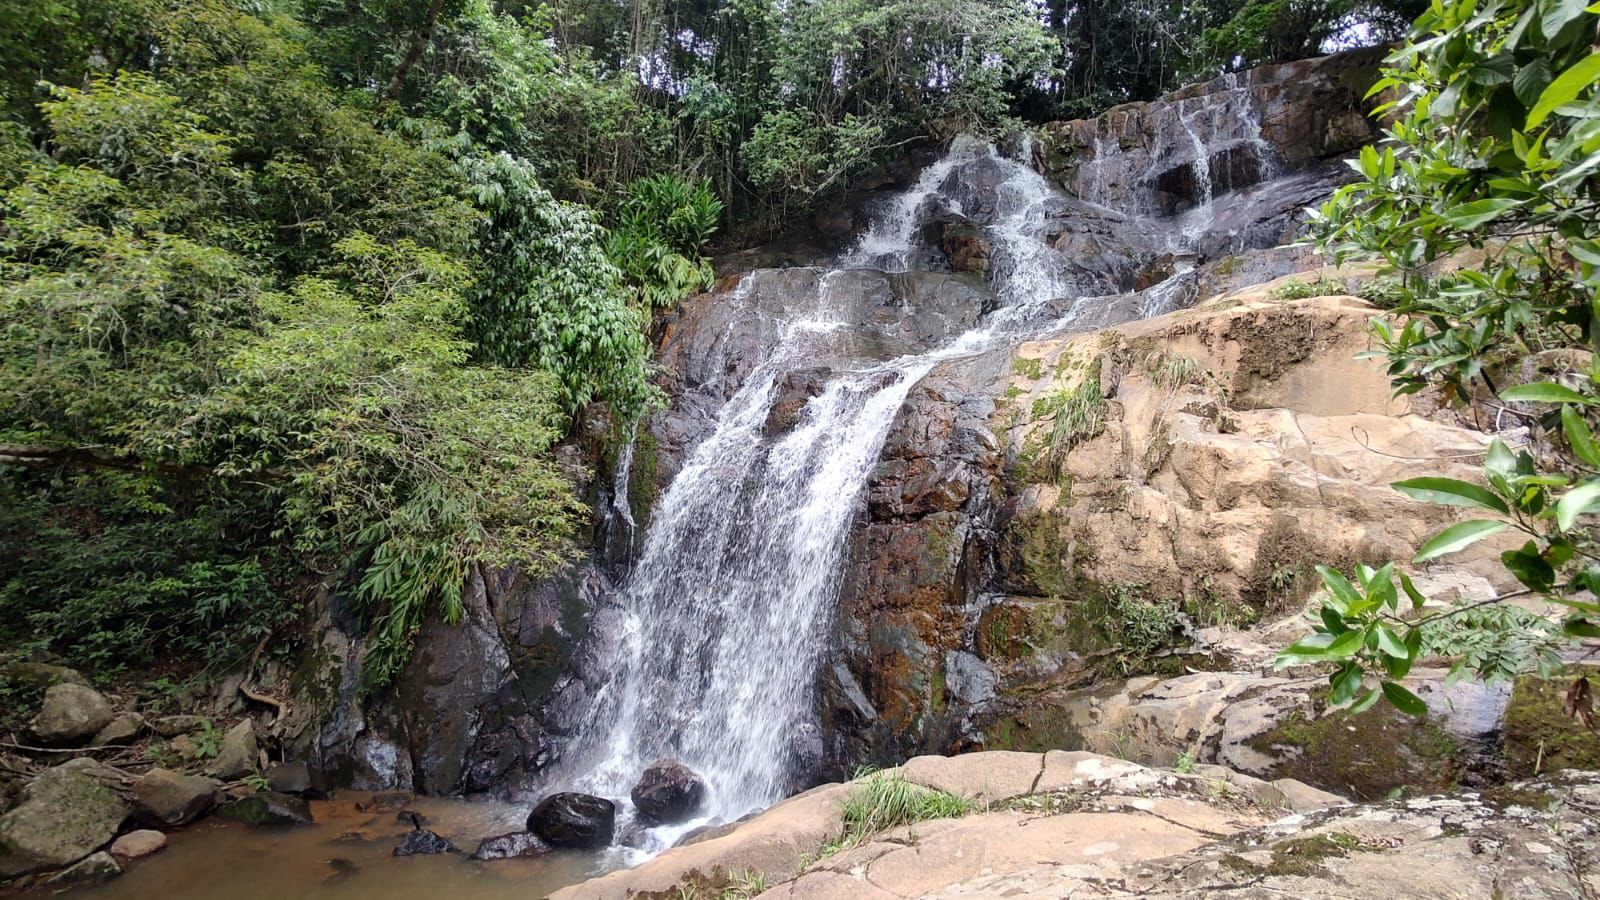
527,793 -> 615,849
355,791 -> 413,812
216,792 -> 313,827
209,719 -> 259,780
0,759 -> 131,877
29,683 -> 115,745
91,712 -> 145,747
132,768 -> 219,827
470,831 -> 550,860
630,761 -> 707,825
150,715 -> 205,737
265,761 -> 312,795
109,830 -> 167,861
46,851 -> 121,887
764,368 -> 830,437
393,829 -> 458,856
940,220 -> 992,273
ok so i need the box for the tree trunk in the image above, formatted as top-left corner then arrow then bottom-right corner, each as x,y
377,0 -> 448,110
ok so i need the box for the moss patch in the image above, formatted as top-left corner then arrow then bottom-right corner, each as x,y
1249,705 -> 1468,801
1012,356 -> 1044,380
1223,832 -> 1378,878
1502,673 -> 1600,778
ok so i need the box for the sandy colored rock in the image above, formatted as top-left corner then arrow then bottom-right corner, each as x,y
110,830 -> 167,861
131,768 -> 220,826
91,712 -> 145,747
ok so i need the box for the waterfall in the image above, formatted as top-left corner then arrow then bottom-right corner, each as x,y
558,143 -> 1093,856
556,126 -> 1310,860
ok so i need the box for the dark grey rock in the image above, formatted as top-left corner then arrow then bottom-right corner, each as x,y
527,793 -> 615,849
470,831 -> 549,860
393,829 -> 457,856
630,761 -> 707,825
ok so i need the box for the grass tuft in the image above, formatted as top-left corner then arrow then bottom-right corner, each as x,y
837,772 -> 974,849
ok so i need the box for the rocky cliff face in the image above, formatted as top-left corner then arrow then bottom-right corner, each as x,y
284,46 -> 1430,802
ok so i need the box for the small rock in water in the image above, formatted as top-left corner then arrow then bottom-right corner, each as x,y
324,857 -> 359,881
527,792 -> 616,849
216,791 -> 313,827
393,830 -> 458,856
30,683 -> 115,745
46,851 -> 121,887
631,760 -> 707,824
110,830 -> 168,861
470,831 -> 549,861
265,760 -> 312,795
396,810 -> 430,829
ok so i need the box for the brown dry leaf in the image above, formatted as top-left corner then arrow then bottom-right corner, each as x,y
1563,675 -> 1595,732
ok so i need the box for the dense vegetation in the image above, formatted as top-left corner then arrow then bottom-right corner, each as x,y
0,0 -> 1423,687
1278,0 -> 1600,714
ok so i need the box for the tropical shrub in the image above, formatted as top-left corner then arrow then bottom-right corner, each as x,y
1279,0 -> 1600,714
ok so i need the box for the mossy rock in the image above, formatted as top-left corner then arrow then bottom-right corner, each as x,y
1249,705 -> 1468,801
1502,673 -> 1600,778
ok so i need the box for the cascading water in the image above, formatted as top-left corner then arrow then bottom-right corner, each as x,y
558,142 -> 1092,856
556,119 -> 1319,861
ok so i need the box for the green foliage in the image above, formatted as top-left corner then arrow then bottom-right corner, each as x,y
1269,277 -> 1348,300
1029,370 -> 1109,478
607,174 -> 722,309
0,471 -> 288,675
838,771 -> 974,847
1283,0 -> 1600,716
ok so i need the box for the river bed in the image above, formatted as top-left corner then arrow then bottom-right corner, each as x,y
58,792 -> 608,900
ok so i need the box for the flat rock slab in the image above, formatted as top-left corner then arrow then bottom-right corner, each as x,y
547,782 -> 854,900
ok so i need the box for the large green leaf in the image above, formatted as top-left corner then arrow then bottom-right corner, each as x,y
1440,197 -> 1522,229
1500,382 -> 1595,404
1382,681 -> 1428,717
1413,519 -> 1509,562
1556,480 -> 1600,531
1528,51 -> 1600,129
1562,405 -> 1600,467
1391,476 -> 1509,513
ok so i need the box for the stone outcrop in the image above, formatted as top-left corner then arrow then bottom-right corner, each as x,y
0,759 -> 130,877
817,280 -> 1515,776
209,719 -> 259,780
1037,48 -> 1386,215
554,751 -> 1600,900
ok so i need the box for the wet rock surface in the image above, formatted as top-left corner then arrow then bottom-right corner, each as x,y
527,792 -> 616,849
392,828 -> 458,856
216,791 -> 314,827
469,831 -> 549,860
630,760 -> 707,825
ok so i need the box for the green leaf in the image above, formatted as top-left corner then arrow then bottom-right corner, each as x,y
1414,520 -> 1509,562
1349,687 -> 1382,714
1513,59 -> 1553,106
1315,565 -> 1364,614
1556,480 -> 1600,531
1398,571 -> 1428,610
1562,406 -> 1600,468
1381,681 -> 1428,717
1501,542 -> 1556,590
1440,197 -> 1521,229
1528,52 -> 1600,129
1391,477 -> 1510,513
1331,662 -> 1365,705
1374,622 -> 1408,659
1499,382 -> 1594,404
1326,629 -> 1367,659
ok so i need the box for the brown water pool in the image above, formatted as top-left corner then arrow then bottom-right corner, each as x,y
59,792 -> 610,900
